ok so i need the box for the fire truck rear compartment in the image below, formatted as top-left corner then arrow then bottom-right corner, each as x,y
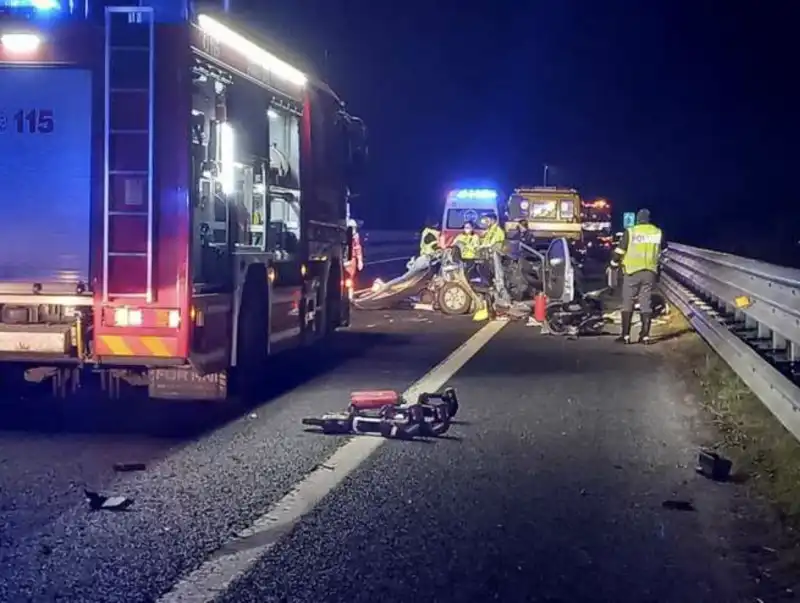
0,67 -> 93,289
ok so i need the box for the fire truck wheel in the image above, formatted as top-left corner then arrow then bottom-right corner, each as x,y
438,282 -> 471,315
327,263 -> 349,329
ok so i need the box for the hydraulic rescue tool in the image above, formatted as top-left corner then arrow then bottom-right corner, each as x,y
302,387 -> 459,440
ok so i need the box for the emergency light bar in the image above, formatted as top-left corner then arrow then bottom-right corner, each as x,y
0,0 -> 59,10
196,14 -> 307,87
450,189 -> 497,201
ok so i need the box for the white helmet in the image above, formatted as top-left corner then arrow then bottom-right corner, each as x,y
347,218 -> 358,229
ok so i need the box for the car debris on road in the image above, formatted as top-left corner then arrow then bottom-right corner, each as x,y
113,462 -> 146,473
84,489 -> 134,512
696,449 -> 733,482
302,387 -> 459,440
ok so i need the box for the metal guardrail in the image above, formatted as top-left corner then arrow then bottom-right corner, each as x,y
660,244 -> 800,441
361,230 -> 418,266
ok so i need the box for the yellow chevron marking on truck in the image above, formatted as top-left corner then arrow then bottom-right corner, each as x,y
141,336 -> 172,357
100,335 -> 134,356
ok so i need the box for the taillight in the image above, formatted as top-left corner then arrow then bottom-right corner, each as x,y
114,308 -> 143,327
167,310 -> 181,328
110,308 -> 181,328
1,33 -> 41,54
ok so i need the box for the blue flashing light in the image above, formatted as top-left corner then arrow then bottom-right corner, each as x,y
1,0 -> 61,11
451,188 -> 497,201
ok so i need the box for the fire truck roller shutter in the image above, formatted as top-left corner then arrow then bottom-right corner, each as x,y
0,67 -> 92,287
235,263 -> 270,398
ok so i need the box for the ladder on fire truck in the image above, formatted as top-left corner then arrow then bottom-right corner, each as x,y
102,6 -> 155,302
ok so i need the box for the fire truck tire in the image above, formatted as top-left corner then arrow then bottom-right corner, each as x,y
328,262 -> 349,329
236,269 -> 270,399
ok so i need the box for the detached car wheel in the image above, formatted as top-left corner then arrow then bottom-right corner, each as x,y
438,282 -> 472,315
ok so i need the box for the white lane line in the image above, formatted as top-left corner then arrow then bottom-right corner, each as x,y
157,319 -> 507,603
364,256 -> 410,266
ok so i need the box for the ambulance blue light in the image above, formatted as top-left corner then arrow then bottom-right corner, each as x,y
452,189 -> 497,201
0,0 -> 60,11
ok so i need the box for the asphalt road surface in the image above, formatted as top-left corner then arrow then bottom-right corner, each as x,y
0,262 -> 781,602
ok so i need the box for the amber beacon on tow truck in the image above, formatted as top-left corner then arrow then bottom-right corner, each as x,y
0,0 -> 367,400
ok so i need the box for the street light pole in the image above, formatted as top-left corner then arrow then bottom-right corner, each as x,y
543,164 -> 549,187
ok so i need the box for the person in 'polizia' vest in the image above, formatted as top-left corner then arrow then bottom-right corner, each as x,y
609,208 -> 663,344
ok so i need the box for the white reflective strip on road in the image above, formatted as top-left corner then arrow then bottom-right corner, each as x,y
156,319 -> 508,603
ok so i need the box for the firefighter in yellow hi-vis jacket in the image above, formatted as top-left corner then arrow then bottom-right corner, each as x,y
453,221 -> 480,260
610,208 -> 663,344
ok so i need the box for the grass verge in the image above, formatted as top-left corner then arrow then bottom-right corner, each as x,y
657,307 -> 800,594
658,308 -> 800,524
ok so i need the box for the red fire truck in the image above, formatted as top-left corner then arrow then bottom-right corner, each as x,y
0,1 -> 367,400
581,198 -> 614,255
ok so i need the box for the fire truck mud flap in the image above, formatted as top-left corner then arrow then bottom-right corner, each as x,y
148,367 -> 229,401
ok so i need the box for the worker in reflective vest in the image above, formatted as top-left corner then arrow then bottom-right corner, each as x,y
419,223 -> 441,257
479,212 -> 510,305
453,221 -> 480,260
453,221 -> 480,278
481,213 -> 506,250
610,208 -> 663,344
407,220 -> 441,274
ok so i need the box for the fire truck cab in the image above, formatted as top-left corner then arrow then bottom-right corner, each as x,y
0,0 -> 367,400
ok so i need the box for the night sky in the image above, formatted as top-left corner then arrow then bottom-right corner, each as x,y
240,0 -> 797,257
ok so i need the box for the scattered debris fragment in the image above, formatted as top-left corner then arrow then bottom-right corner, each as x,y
113,462 -> 146,473
696,449 -> 733,482
662,499 -> 695,512
85,489 -> 134,511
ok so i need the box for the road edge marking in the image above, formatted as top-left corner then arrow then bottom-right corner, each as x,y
156,319 -> 507,603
